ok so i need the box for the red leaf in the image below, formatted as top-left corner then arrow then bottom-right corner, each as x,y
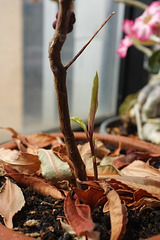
73,186 -> 106,209
64,193 -> 95,235
113,152 -> 139,169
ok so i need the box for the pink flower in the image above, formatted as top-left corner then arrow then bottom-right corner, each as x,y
133,1 -> 160,41
117,1 -> 160,58
116,20 -> 135,58
117,35 -> 133,58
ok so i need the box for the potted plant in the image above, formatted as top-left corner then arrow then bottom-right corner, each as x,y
100,0 -> 160,145
0,0 -> 160,239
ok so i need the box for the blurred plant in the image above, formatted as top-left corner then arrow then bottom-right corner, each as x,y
117,1 -> 160,74
116,0 -> 160,144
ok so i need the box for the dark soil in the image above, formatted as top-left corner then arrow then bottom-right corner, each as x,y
0,181 -> 160,240
106,118 -> 138,137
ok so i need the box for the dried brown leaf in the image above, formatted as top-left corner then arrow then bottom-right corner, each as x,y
0,177 -> 25,228
59,218 -> 100,240
37,149 -> 74,184
2,164 -> 65,199
0,148 -> 40,174
64,193 -> 95,236
106,176 -> 160,200
128,197 -> 160,209
107,190 -> 128,240
121,160 -> 160,179
78,140 -> 110,159
1,127 -> 59,151
73,186 -> 106,209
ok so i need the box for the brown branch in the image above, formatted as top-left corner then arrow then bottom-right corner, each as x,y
65,11 -> 115,70
48,0 -> 87,187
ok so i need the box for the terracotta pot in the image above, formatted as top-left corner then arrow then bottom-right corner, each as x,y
0,132 -> 160,240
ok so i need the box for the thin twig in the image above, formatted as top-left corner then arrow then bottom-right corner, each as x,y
65,11 -> 115,70
114,0 -> 147,10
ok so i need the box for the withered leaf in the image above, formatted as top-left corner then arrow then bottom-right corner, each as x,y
121,160 -> 160,179
73,186 -> 106,209
2,164 -> 65,199
37,149 -> 73,184
0,177 -> 25,228
0,148 -> 40,174
107,189 -> 128,240
64,193 -> 95,236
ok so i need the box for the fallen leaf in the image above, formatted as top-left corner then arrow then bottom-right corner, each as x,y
0,148 -> 40,174
106,176 -> 160,200
0,165 -> 6,177
100,155 -> 124,166
143,234 -> 160,240
113,152 -> 141,169
64,193 -> 95,236
0,223 -> 34,240
134,189 -> 154,202
81,230 -> 100,240
78,140 -> 110,159
1,127 -> 59,152
37,149 -> 74,184
0,177 -> 25,228
107,189 -> 128,240
73,186 -> 106,209
128,197 -> 160,209
2,164 -> 65,199
121,160 -> 160,179
58,218 -> 100,240
97,164 -> 122,177
52,144 -> 75,171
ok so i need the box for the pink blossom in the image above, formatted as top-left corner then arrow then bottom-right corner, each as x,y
117,35 -> 133,58
133,1 -> 160,41
116,20 -> 135,58
117,1 -> 160,58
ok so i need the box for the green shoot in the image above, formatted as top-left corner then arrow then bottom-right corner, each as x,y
71,72 -> 99,180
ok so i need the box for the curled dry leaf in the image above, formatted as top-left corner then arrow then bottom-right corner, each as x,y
113,152 -> 140,169
78,140 -> 121,178
106,176 -> 160,200
0,177 -> 25,229
1,127 -> 59,152
107,189 -> 128,240
78,140 -> 110,159
121,160 -> 160,179
2,164 -> 65,199
64,193 -> 95,236
73,186 -> 107,209
128,196 -> 160,209
52,144 -> 75,171
0,148 -> 40,174
37,149 -> 74,184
